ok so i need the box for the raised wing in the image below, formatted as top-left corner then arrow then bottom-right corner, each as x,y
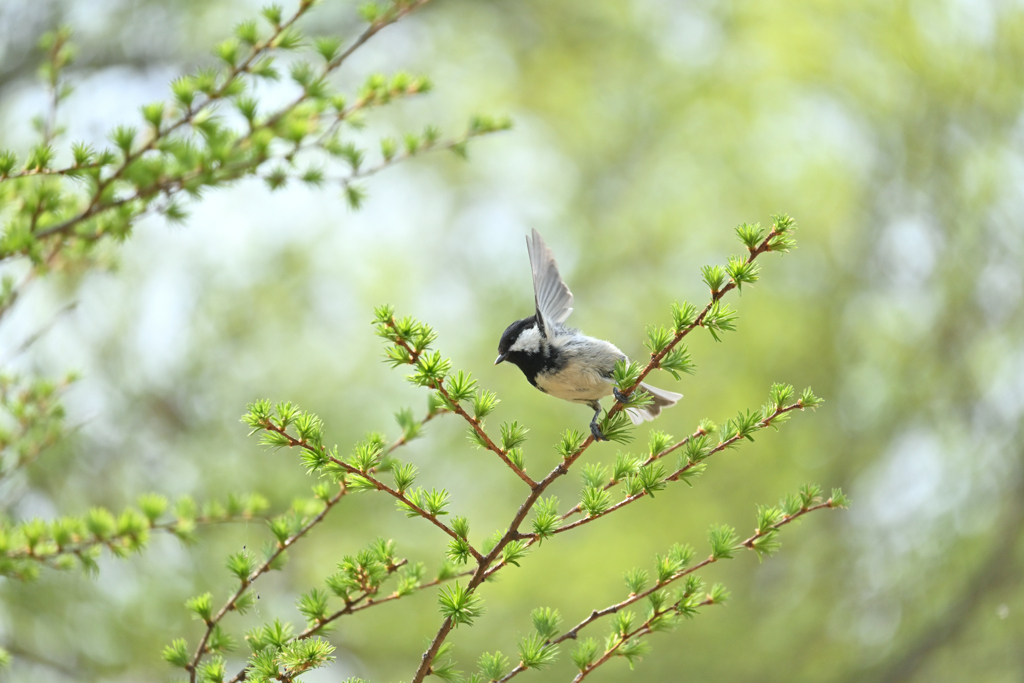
527,229 -> 574,338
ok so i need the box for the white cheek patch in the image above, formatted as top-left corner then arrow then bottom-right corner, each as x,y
510,326 -> 542,353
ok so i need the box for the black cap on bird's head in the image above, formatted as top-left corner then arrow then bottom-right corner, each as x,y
494,316 -> 537,365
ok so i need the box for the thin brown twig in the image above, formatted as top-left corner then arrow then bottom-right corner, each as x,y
254,0 -> 433,139
32,2 -> 317,243
4,511 -> 266,564
495,499 -> 837,683
302,567 -> 471,638
570,598 -> 716,683
340,130 -> 500,185
387,407 -> 444,452
2,162 -> 104,180
261,420 -> 484,563
329,453 -> 485,562
223,564 -> 474,683
384,319 -> 536,487
409,229 -> 789,683
435,382 -> 537,487
549,404 -> 806,537
2,2 -> 432,191
220,405 -> 461,683
3,300 -> 78,363
606,228 -> 781,424
483,403 -> 809,572
186,485 -> 347,683
557,425 -> 707,523
259,130 -> 502,195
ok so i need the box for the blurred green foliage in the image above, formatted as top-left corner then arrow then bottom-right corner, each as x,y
0,0 -> 1022,681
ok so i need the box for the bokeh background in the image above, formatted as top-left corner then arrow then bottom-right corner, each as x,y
2,0 -> 1023,681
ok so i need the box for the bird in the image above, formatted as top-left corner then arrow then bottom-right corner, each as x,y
494,230 -> 682,441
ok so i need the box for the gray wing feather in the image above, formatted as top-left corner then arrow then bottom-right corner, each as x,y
625,383 -> 683,425
527,229 -> 574,338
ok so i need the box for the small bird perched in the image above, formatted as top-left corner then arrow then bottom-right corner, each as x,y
495,230 -> 682,441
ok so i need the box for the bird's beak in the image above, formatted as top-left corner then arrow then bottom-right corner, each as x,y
494,353 -> 507,365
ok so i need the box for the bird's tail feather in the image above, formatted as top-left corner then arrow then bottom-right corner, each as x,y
625,383 -> 683,425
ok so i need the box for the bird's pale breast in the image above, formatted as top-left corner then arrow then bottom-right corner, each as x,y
534,334 -> 623,403
535,362 -> 614,403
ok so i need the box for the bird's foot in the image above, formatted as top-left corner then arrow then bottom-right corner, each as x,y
590,413 -> 608,442
613,387 -> 631,404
